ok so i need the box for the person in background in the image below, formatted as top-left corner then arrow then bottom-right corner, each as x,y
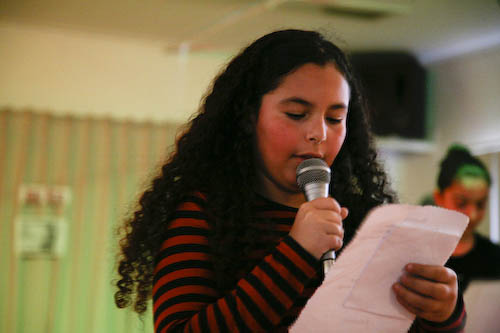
114,29 -> 465,332
433,144 -> 500,293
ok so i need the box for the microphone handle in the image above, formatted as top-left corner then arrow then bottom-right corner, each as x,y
321,250 -> 335,275
303,182 -> 335,275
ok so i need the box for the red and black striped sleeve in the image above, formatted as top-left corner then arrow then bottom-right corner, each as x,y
152,194 -> 319,333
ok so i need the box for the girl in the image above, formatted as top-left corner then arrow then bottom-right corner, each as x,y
115,29 -> 465,332
435,144 -> 500,293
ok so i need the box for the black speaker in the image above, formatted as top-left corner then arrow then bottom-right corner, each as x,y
350,52 -> 427,139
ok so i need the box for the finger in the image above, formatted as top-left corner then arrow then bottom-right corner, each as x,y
320,209 -> 344,224
315,225 -> 343,253
304,208 -> 343,227
406,264 -> 456,284
340,207 -> 349,220
321,220 -> 344,238
309,197 -> 341,213
394,287 -> 427,317
325,234 -> 343,252
392,282 -> 439,314
399,273 -> 451,301
321,219 -> 344,251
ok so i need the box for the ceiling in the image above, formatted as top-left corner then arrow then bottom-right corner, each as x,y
1,0 -> 500,63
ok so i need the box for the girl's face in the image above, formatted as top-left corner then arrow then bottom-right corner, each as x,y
434,178 -> 489,233
254,63 -> 350,207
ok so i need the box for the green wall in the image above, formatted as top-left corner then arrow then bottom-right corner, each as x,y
0,109 -> 179,333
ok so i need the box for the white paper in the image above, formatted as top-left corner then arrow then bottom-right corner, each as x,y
290,204 -> 469,333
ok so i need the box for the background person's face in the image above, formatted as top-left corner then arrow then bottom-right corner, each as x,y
434,178 -> 489,233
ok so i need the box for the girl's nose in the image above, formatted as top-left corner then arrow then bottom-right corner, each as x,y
306,118 -> 327,144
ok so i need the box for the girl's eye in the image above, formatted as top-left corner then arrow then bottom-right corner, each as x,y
285,113 -> 305,120
326,117 -> 342,124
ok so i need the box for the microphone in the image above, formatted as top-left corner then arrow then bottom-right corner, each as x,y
296,158 -> 335,275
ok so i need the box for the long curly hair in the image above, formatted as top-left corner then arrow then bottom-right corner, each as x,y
114,29 -> 396,314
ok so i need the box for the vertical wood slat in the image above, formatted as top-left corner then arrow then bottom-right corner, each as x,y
20,112 -> 51,333
118,121 -> 134,333
0,111 -> 7,214
130,122 -> 155,333
125,122 -> 138,333
16,111 -> 40,332
46,115 -> 73,333
3,112 -> 33,333
66,117 -> 92,333
78,119 -> 101,333
0,110 -> 8,333
52,116 -> 80,333
88,119 -> 112,333
488,153 -> 499,242
0,109 -> 180,333
102,120 -> 123,333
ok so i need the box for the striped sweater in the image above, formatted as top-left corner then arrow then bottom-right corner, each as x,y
153,193 -> 466,332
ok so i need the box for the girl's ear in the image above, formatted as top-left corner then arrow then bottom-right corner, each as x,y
433,189 -> 444,206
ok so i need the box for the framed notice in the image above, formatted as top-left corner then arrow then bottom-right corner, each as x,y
15,215 -> 67,259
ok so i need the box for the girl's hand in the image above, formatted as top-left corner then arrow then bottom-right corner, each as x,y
289,197 -> 348,260
393,263 -> 458,323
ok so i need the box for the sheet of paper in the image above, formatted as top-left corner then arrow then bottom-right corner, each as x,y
290,204 -> 469,333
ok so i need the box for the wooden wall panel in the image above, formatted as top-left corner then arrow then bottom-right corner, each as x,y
0,109 -> 180,333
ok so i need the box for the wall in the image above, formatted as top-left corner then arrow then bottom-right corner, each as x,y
0,22 -> 231,333
386,46 -> 500,241
430,45 -> 500,155
1,19 -> 500,332
380,45 -> 500,205
0,110 -> 179,333
431,46 -> 500,237
0,21 -> 229,124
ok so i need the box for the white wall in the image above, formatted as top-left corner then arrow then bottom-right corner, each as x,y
0,21 -> 229,124
2,20 -> 499,207
430,45 -> 500,155
379,45 -> 500,206
385,46 -> 500,246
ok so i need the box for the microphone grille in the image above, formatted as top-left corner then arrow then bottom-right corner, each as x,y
296,158 -> 331,190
